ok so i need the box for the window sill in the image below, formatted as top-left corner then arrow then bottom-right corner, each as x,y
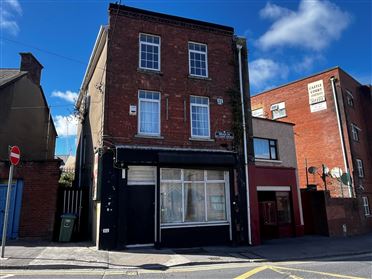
137,68 -> 163,75
272,115 -> 287,120
188,75 -> 212,81
161,221 -> 229,229
189,137 -> 215,142
135,134 -> 164,139
255,158 -> 282,163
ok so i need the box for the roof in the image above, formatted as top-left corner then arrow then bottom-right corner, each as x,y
0,69 -> 27,88
252,116 -> 295,126
109,3 -> 234,33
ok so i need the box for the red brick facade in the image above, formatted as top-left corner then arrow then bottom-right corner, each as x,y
0,160 -> 61,239
104,7 -> 237,150
251,68 -> 372,235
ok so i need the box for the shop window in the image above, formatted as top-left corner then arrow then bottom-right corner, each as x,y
160,168 -> 228,225
271,102 -> 286,119
362,196 -> 370,216
253,138 -> 278,160
276,192 -> 292,224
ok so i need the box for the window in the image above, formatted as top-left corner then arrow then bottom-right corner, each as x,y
190,96 -> 210,138
356,159 -> 364,178
254,138 -> 278,160
127,166 -> 156,185
252,108 -> 264,118
276,192 -> 292,224
138,90 -> 160,136
139,33 -> 160,71
346,90 -> 354,107
271,102 -> 286,119
188,42 -> 208,77
160,169 -> 228,225
362,196 -> 371,216
351,124 -> 360,142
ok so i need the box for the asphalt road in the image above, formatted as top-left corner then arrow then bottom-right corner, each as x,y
1,252 -> 371,279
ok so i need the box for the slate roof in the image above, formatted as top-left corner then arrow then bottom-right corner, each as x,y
0,69 -> 27,88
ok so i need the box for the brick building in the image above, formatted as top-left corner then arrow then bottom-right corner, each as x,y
251,67 -> 372,236
75,4 -> 254,249
249,117 -> 304,244
0,53 -> 61,239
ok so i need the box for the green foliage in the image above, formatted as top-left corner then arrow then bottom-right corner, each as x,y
59,172 -> 74,188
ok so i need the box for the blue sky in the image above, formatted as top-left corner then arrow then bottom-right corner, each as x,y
1,0 -> 371,156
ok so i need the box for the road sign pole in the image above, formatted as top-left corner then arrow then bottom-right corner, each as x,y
1,164 -> 14,258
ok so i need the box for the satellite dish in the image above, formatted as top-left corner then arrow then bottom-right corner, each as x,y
341,173 -> 352,185
308,166 -> 317,174
330,167 -> 343,178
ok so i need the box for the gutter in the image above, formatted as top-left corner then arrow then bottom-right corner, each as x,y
236,43 -> 252,245
330,76 -> 352,197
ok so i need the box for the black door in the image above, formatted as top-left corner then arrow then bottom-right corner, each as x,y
126,185 -> 155,245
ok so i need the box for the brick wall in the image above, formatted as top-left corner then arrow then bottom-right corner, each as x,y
251,68 -> 360,197
104,8 -> 238,151
0,160 -> 61,239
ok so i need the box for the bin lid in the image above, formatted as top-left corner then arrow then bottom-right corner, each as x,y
61,214 -> 77,219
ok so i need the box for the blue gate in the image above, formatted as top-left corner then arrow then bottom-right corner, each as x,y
0,180 -> 23,239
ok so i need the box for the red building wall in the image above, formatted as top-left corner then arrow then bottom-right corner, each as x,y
248,165 -> 304,245
104,7 -> 237,150
0,160 -> 61,238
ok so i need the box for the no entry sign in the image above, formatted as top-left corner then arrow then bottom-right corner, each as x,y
9,146 -> 21,165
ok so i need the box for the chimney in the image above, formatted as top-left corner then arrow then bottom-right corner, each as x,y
19,53 -> 43,85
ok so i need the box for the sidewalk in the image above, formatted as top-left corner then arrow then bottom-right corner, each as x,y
1,233 -> 371,271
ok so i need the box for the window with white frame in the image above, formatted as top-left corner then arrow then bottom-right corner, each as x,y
160,169 -> 228,225
138,90 -> 160,135
252,108 -> 264,118
271,102 -> 286,119
351,123 -> 360,142
356,159 -> 364,178
362,196 -> 371,216
346,90 -> 354,107
188,42 -> 208,77
190,96 -> 210,138
139,33 -> 160,71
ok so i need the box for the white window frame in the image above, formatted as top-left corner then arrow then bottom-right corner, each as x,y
160,169 -> 230,228
252,108 -> 264,118
356,159 -> 364,178
271,102 -> 286,119
139,33 -> 161,71
351,123 -> 360,142
190,96 -> 210,138
362,196 -> 371,216
188,42 -> 208,78
138,90 -> 161,136
346,89 -> 354,107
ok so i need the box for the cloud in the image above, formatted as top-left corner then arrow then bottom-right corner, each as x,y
249,58 -> 289,92
257,0 -> 351,51
54,114 -> 78,137
292,54 -> 324,73
0,0 -> 22,35
51,90 -> 78,103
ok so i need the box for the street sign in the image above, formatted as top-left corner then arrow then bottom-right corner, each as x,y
9,146 -> 20,166
2,146 -> 21,258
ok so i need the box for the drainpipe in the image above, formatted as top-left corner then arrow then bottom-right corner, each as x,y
330,77 -> 352,197
237,44 -> 252,245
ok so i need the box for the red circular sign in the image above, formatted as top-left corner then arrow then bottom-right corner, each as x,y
9,146 -> 21,165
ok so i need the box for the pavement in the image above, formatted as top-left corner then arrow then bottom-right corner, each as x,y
0,233 -> 371,272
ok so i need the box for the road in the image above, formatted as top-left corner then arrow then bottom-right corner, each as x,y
1,252 -> 371,279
